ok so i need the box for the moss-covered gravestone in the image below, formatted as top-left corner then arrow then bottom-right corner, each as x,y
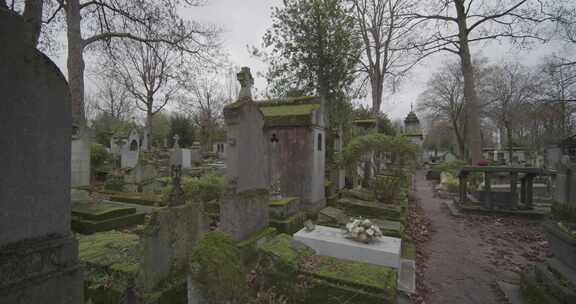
0,9 -> 82,303
220,67 -> 270,242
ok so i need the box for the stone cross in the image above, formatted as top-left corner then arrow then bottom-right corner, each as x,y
237,67 -> 254,100
173,134 -> 180,149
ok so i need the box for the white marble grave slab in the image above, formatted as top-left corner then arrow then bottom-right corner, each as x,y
294,225 -> 401,269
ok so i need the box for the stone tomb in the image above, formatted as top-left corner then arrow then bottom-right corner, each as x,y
294,225 -> 402,269
0,10 -> 82,303
220,67 -> 270,241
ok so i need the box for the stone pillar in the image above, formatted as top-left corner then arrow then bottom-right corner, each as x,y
0,10 -> 82,303
510,172 -> 518,209
220,67 -> 269,241
484,172 -> 492,209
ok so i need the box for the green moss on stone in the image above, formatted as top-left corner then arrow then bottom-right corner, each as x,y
259,234 -> 314,269
269,197 -> 299,207
401,241 -> 416,261
79,231 -> 141,274
257,96 -> 318,106
269,212 -> 306,234
306,256 -> 397,298
237,227 -> 277,250
72,201 -> 136,221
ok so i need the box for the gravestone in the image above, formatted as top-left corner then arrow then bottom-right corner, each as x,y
124,162 -> 160,192
220,67 -> 270,241
0,9 -> 83,303
71,128 -> 91,187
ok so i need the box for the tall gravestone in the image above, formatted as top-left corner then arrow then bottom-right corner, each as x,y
0,9 -> 83,303
220,67 -> 270,241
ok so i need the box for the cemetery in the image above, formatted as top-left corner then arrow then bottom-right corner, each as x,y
2,1 -> 576,304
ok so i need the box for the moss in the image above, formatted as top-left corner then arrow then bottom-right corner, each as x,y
269,212 -> 306,234
72,201 -> 136,221
233,188 -> 269,200
305,256 -> 397,297
401,241 -> 416,261
269,197 -> 299,207
72,212 -> 146,234
79,231 -> 141,274
236,227 -> 277,250
190,231 -> 245,302
341,188 -> 375,202
337,198 -> 403,221
259,234 -> 314,269
551,201 -> 576,223
256,96 -> 318,106
108,192 -> 164,207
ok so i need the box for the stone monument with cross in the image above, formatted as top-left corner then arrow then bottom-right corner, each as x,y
220,67 -> 270,241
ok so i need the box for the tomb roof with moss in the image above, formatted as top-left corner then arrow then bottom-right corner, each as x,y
256,96 -> 322,127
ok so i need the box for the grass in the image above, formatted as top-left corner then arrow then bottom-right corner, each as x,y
78,231 -> 140,274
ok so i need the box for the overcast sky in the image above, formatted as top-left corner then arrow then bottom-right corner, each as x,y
49,0 -> 566,122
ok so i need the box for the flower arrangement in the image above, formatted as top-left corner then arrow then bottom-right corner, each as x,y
344,218 -> 383,244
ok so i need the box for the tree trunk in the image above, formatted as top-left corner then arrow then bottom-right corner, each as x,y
507,126 -> 514,165
22,0 -> 43,47
145,96 -> 154,151
455,1 -> 482,164
65,0 -> 86,126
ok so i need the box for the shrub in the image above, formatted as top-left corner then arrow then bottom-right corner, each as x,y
161,173 -> 226,203
91,143 -> 112,173
445,175 -> 459,193
432,160 -> 467,176
189,231 -> 245,302
551,202 -> 576,223
374,169 -> 407,203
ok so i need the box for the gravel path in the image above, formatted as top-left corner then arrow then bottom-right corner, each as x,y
413,170 -> 547,304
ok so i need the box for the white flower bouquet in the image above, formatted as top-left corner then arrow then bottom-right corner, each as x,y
343,218 -> 383,244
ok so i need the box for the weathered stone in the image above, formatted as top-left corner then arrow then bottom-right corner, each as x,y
71,133 -> 91,187
140,203 -> 208,291
0,9 -> 82,303
318,207 -> 348,224
220,190 -> 270,241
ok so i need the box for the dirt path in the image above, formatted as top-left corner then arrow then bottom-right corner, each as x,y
413,170 -> 547,304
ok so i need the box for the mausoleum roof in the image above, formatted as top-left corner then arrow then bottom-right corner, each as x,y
404,111 -> 419,124
257,96 -> 322,127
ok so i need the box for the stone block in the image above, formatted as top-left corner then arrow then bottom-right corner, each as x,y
318,207 -> 348,225
220,189 -> 270,242
269,197 -> 300,219
71,135 -> 91,187
294,225 -> 401,268
544,221 -> 576,271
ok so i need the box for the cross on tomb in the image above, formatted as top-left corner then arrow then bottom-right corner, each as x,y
237,67 -> 254,100
173,134 -> 180,149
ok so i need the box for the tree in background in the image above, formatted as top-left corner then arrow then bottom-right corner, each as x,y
418,60 -> 468,159
150,112 -> 171,148
423,119 -> 455,160
5,0 -> 220,125
168,114 -> 195,148
483,61 -> 540,163
411,0 -> 561,163
263,0 -> 362,128
179,72 -> 228,152
350,0 -> 422,116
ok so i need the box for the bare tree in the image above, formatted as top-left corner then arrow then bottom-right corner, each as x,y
418,60 -> 468,159
349,0 -> 421,116
5,0 -> 219,126
411,0 -> 558,163
483,61 -> 540,163
179,72 -> 228,152
93,75 -> 133,121
105,33 -> 183,150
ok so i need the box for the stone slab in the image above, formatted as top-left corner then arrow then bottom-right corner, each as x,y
497,281 -> 525,304
398,259 -> 416,295
318,206 -> 348,224
293,225 -> 401,269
